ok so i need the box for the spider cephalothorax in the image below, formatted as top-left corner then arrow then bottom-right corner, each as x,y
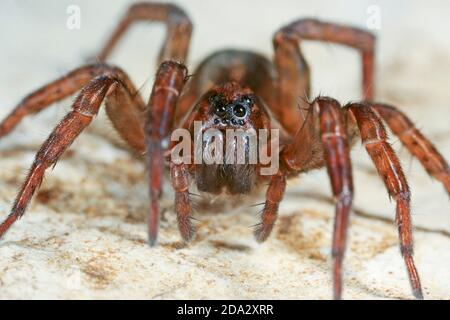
0,2 -> 449,300
180,83 -> 273,196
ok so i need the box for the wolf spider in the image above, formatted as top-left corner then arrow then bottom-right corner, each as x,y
0,2 -> 449,299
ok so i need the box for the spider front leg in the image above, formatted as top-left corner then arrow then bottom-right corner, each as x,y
145,61 -> 188,245
97,2 -> 192,63
0,70 -> 146,238
282,97 -> 354,300
346,103 -> 423,299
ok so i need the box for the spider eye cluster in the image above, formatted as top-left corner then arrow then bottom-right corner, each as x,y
209,94 -> 252,125
214,104 -> 227,117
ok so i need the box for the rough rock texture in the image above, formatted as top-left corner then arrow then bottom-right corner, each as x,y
0,0 -> 449,299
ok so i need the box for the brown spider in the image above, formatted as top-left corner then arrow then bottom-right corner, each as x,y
0,2 -> 449,300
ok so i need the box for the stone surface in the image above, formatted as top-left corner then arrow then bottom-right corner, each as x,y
0,0 -> 449,299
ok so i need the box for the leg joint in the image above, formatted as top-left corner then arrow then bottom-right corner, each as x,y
337,189 -> 354,207
168,6 -> 192,30
400,244 -> 414,257
395,189 -> 411,203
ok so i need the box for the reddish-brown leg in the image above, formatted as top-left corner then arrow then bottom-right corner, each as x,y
283,97 -> 354,300
97,2 -> 192,63
146,61 -> 188,245
254,171 -> 287,242
370,103 -> 450,195
0,64 -> 146,152
170,162 -> 194,241
273,19 -> 375,134
0,72 -> 145,238
347,103 -> 423,299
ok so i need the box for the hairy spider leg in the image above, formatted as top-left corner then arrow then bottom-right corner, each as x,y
146,61 -> 188,245
170,161 -> 195,242
273,18 -> 375,134
371,103 -> 450,195
254,171 -> 287,242
0,64 -> 146,152
347,102 -> 423,299
97,2 -> 192,64
0,70 -> 145,238
282,97 -> 354,300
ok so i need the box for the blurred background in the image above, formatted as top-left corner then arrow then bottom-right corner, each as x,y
0,0 -> 448,299
1,0 -> 450,104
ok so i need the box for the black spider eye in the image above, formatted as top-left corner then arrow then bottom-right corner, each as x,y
209,94 -> 227,117
242,96 -> 252,105
214,104 -> 227,117
232,104 -> 247,118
